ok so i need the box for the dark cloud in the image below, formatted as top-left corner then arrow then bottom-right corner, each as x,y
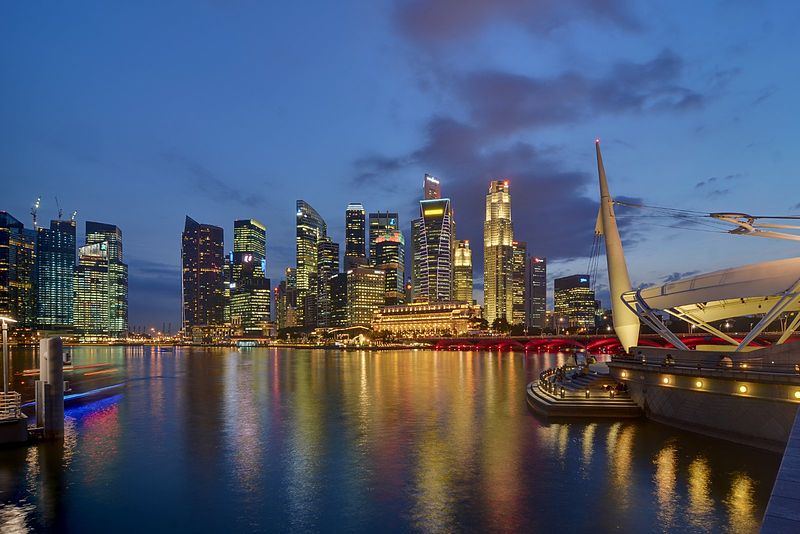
752,86 -> 776,106
695,173 -> 742,189
160,151 -> 266,208
394,0 -> 640,44
662,270 -> 699,283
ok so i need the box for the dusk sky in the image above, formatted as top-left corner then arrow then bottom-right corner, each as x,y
3,1 -> 799,329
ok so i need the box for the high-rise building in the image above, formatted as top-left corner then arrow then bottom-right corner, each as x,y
453,240 -> 473,304
229,219 -> 270,336
527,257 -> 547,331
36,219 -> 76,331
275,267 -> 298,330
182,216 -> 225,331
411,175 -> 453,303
0,212 -> 36,333
316,237 -> 340,327
511,241 -> 527,326
329,272 -> 348,327
554,274 -> 596,332
344,203 -> 367,270
73,222 -> 128,340
483,180 -> 513,326
374,230 -> 405,305
346,267 -> 385,327
296,200 -> 327,327
368,212 -> 399,265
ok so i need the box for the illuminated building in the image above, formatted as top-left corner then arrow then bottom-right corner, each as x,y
223,253 -> 232,325
368,212 -> 399,265
230,219 -> 270,336
36,219 -> 76,331
316,237 -> 339,327
346,267 -> 385,327
374,230 -> 405,305
275,267 -> 298,329
453,240 -> 473,303
0,212 -> 36,334
527,257 -> 547,330
329,272 -> 348,327
411,174 -> 454,303
483,180 -> 513,325
512,241 -> 527,326
73,222 -> 128,340
296,200 -> 327,327
554,274 -> 597,332
344,203 -> 367,270
372,301 -> 480,337
182,216 -> 225,333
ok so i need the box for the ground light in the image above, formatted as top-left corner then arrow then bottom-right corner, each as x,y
739,385 -> 748,394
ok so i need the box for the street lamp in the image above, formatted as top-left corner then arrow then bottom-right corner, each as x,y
0,316 -> 18,395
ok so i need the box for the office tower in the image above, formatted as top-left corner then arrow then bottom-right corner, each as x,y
527,257 -> 547,330
374,230 -> 405,305
223,253 -> 232,325
368,212 -> 399,265
346,267 -> 385,327
453,240 -> 473,304
275,267 -> 298,330
511,241 -> 527,326
554,274 -> 596,332
296,200 -> 327,327
230,219 -> 270,336
0,212 -> 36,332
36,219 -> 76,331
316,237 -> 339,327
484,181 -> 514,326
411,175 -> 453,303
73,222 -> 128,340
344,203 -> 367,270
329,272 -> 348,327
182,216 -> 225,330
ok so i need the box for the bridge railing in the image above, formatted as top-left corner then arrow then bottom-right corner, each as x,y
612,354 -> 800,376
0,392 -> 22,420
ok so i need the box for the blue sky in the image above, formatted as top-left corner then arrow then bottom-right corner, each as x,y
2,1 -> 799,328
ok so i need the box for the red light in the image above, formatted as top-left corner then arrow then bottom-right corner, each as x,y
595,137 -> 600,144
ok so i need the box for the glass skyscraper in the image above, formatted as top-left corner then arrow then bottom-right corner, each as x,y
344,203 -> 366,270
374,230 -> 405,305
296,200 -> 327,327
182,216 -> 225,331
527,257 -> 547,331
316,237 -> 339,327
511,241 -> 527,327
368,212 -> 398,266
453,240 -> 473,304
483,180 -> 513,325
229,219 -> 270,336
554,274 -> 596,332
411,175 -> 454,303
36,219 -> 76,331
0,211 -> 36,333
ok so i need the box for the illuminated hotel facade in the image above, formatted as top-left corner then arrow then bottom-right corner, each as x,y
511,240 -> 527,326
483,180 -> 513,325
453,240 -> 473,303
554,274 -> 596,331
36,219 -> 76,331
372,301 -> 480,337
181,216 -> 225,333
411,174 -> 454,303
344,203 -> 366,270
296,200 -> 327,327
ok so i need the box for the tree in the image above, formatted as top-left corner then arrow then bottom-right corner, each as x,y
491,317 -> 511,335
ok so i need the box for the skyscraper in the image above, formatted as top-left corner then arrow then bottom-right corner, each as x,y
36,219 -> 76,331
73,222 -> 128,340
453,240 -> 473,304
346,267 -> 385,327
296,200 -> 327,327
182,216 -> 225,331
374,230 -> 405,305
0,212 -> 36,333
344,203 -> 367,270
554,274 -> 596,332
527,257 -> 547,331
368,212 -> 399,265
483,180 -> 513,325
316,237 -> 339,327
275,267 -> 298,330
411,175 -> 453,303
511,241 -> 527,326
229,219 -> 270,336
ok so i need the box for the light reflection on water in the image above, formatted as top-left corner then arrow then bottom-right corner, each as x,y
0,347 -> 782,533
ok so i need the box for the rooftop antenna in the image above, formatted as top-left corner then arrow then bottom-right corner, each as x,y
70,210 -> 78,222
31,197 -> 41,228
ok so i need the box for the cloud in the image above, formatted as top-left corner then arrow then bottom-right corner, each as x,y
127,258 -> 182,328
159,151 -> 266,208
695,173 -> 742,189
393,0 -> 640,44
662,270 -> 699,283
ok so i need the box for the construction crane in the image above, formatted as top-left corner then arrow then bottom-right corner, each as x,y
54,196 -> 63,220
31,197 -> 41,228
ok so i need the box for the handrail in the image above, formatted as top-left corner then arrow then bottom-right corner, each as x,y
0,391 -> 22,420
611,354 -> 800,375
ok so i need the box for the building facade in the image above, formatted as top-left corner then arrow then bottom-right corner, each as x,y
296,200 -> 327,327
316,237 -> 339,327
346,267 -> 385,327
36,219 -> 76,331
0,212 -> 36,335
411,175 -> 454,303
368,212 -> 398,266
527,256 -> 547,331
372,301 -> 480,337
344,203 -> 366,270
554,274 -> 596,332
229,219 -> 270,336
453,240 -> 473,304
511,240 -> 527,326
483,181 -> 513,326
374,230 -> 405,305
182,216 -> 225,332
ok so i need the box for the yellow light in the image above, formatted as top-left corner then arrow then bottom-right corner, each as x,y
423,208 -> 444,216
794,391 -> 800,400
695,380 -> 703,388
662,377 -> 670,384
621,371 -> 628,378
738,385 -> 748,394
741,363 -> 748,369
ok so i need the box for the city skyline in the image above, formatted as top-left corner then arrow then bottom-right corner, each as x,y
3,2 -> 800,327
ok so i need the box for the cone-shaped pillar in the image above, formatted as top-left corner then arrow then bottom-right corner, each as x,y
596,140 -> 640,352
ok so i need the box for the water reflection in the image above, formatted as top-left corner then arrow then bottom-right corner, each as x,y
654,442 -> 678,529
687,456 -> 715,531
725,473 -> 758,534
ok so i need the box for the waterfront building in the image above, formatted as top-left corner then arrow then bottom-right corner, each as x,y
453,240 -> 473,303
527,257 -> 547,331
182,216 -> 225,333
372,301 -> 480,337
36,219 -> 76,331
511,241 -> 527,326
344,203 -> 367,270
316,237 -> 340,327
346,267 -> 385,327
275,267 -> 298,330
483,180 -> 514,326
554,274 -> 596,332
368,212 -> 399,266
223,253 -> 232,325
296,200 -> 327,327
411,175 -> 454,303
73,221 -> 128,340
0,212 -> 36,335
229,219 -> 270,336
329,272 -> 348,327
374,231 -> 405,306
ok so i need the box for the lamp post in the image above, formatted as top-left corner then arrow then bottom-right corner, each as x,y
0,316 -> 18,395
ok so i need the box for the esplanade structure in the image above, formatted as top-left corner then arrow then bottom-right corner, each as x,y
594,139 -> 800,451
